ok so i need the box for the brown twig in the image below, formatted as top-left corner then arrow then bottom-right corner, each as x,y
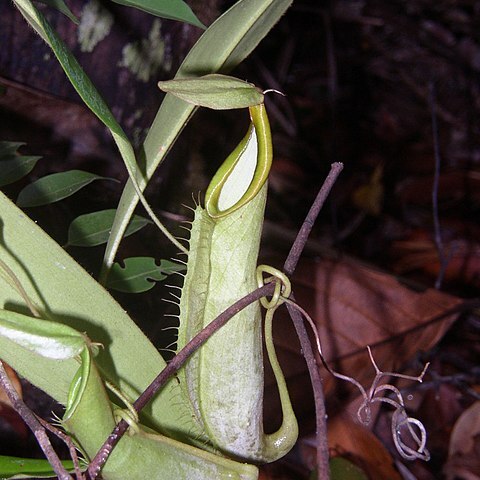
428,82 -> 448,289
283,162 -> 343,480
0,361 -> 73,480
286,299 -> 330,480
37,416 -> 84,479
87,162 -> 344,479
284,162 -> 343,276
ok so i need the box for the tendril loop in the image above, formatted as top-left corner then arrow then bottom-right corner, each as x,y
106,381 -> 140,436
256,265 -> 291,309
113,409 -> 140,436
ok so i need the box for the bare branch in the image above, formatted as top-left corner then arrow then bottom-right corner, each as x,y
38,417 -> 84,480
285,300 -> 330,480
282,162 -> 344,480
429,81 -> 448,289
284,162 -> 343,276
0,361 -> 73,480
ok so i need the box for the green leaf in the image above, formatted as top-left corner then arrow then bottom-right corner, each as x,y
16,170 -> 116,207
327,457 -> 369,480
66,209 -> 151,247
158,74 -> 264,109
0,142 -> 26,160
104,0 -> 293,272
0,309 -> 86,360
0,190 -> 194,439
110,0 -> 205,29
13,0 -> 187,257
34,0 -> 79,24
0,142 -> 41,187
0,455 -> 75,479
106,257 -> 184,293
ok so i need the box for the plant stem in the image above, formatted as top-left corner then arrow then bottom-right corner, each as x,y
284,162 -> 343,276
428,82 -> 447,289
37,416 -> 84,479
283,162 -> 344,480
286,300 -> 330,480
0,361 -> 73,480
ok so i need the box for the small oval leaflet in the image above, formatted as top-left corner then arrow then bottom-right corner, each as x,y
16,170 -> 116,208
0,141 -> 41,187
106,257 -> 185,293
67,209 -> 152,247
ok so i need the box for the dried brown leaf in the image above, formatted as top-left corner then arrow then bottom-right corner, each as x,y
292,257 -> 460,381
0,363 -> 22,406
445,401 -> 480,480
264,256 -> 462,429
392,233 -> 480,288
327,414 -> 402,480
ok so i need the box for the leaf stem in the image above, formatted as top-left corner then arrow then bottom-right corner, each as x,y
428,82 -> 448,289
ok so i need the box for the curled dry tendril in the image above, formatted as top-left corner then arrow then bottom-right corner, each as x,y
256,266 -> 430,462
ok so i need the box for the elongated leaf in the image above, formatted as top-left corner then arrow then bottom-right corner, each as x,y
0,191 -> 196,439
106,257 -> 184,292
110,0 -> 204,29
158,74 -> 264,109
34,0 -> 78,24
0,142 -> 41,187
104,0 -> 293,271
16,170 -> 115,207
0,455 -> 75,479
67,209 -> 151,247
